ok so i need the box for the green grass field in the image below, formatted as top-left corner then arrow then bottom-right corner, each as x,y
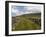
12,13 -> 41,31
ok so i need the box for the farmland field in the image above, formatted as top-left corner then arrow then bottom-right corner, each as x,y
12,13 -> 41,31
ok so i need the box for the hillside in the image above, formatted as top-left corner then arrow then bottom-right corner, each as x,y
12,13 -> 41,31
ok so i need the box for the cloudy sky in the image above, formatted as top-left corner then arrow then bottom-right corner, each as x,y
11,5 -> 41,16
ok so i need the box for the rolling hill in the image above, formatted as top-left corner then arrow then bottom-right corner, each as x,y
12,13 -> 41,31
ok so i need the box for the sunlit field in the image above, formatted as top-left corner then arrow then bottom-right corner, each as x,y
12,13 -> 41,31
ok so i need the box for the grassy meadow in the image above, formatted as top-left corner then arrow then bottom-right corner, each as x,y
12,13 -> 41,31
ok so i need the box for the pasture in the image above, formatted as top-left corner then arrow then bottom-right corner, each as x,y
12,13 -> 41,31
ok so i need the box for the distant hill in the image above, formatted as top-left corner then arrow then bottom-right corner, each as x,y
18,13 -> 41,17
12,13 -> 41,17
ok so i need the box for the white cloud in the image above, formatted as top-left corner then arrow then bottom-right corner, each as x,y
26,6 -> 41,12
